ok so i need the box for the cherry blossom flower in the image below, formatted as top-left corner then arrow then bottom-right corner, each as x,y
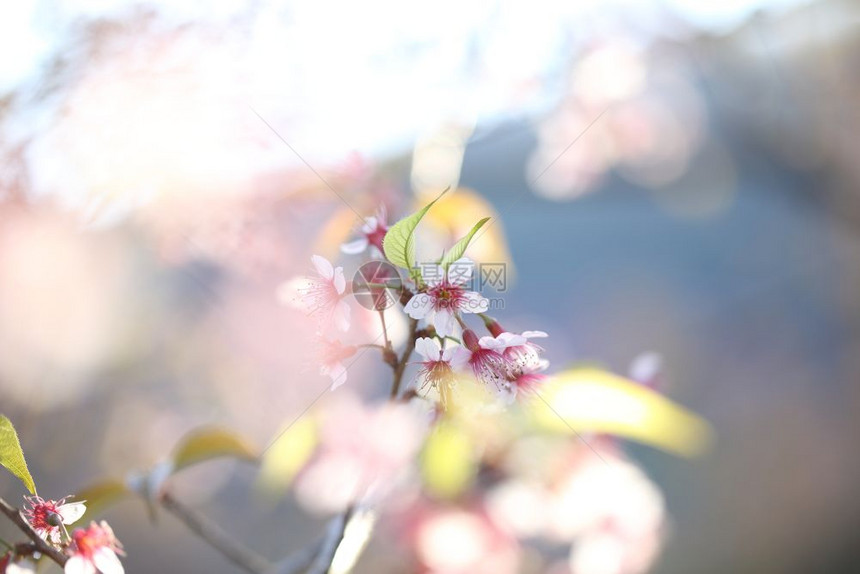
318,339 -> 357,390
404,258 -> 489,338
341,206 -> 389,255
65,521 -> 124,574
297,255 -> 351,332
462,329 -> 514,394
482,318 -> 548,371
414,337 -> 470,391
22,496 -> 86,544
506,360 -> 550,401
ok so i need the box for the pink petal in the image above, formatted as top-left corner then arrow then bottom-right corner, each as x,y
333,267 -> 347,294
311,255 -> 335,279
334,300 -> 351,332
327,362 -> 348,390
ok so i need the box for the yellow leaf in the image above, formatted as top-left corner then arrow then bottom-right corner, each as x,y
533,368 -> 714,457
171,427 -> 259,472
257,417 -> 317,493
421,421 -> 476,499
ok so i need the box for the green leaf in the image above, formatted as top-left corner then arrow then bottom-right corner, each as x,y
171,427 -> 259,472
438,217 -> 491,270
0,415 -> 36,494
383,187 -> 450,272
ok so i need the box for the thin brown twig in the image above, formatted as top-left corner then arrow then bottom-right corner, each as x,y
0,497 -> 68,566
160,491 -> 272,574
389,318 -> 418,399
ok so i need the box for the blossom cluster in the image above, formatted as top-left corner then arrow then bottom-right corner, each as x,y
286,201 -> 551,403
1,497 -> 124,574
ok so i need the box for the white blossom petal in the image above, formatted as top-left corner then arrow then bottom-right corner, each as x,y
415,337 -> 441,361
404,293 -> 433,320
340,237 -> 369,254
311,255 -> 335,279
496,332 -> 527,347
442,345 -> 471,370
433,308 -> 457,338
423,265 -> 447,288
459,291 -> 489,314
446,258 -> 474,286
58,502 -> 87,525
92,548 -> 124,574
64,556 -> 95,574
521,330 -> 549,339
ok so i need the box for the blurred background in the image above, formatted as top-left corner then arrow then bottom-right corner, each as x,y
1,0 -> 859,572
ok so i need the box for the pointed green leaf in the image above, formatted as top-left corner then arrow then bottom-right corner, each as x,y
438,217 -> 491,270
171,427 -> 259,472
383,187 -> 450,272
0,415 -> 36,494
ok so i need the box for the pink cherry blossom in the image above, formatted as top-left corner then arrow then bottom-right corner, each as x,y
340,206 -> 389,255
297,255 -> 351,332
22,496 -> 86,544
483,319 -> 548,371
414,337 -> 470,391
461,329 -> 514,393
65,521 -> 124,574
404,258 -> 489,338
318,339 -> 357,390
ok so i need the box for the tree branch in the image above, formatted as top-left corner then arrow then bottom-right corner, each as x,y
160,492 -> 272,574
389,318 -> 418,399
0,497 -> 68,566
306,506 -> 354,574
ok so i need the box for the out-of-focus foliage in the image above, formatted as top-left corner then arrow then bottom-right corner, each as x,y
171,427 -> 259,472
535,368 -> 713,457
